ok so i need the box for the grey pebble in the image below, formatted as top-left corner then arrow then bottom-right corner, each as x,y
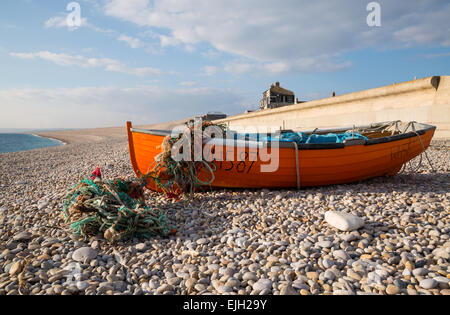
419,279 -> 438,289
252,279 -> 272,293
72,247 -> 97,262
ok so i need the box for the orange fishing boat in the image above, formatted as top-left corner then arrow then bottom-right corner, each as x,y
126,121 -> 436,191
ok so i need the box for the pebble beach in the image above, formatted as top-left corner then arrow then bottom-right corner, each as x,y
0,129 -> 449,296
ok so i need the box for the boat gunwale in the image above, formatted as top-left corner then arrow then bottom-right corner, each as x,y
129,121 -> 436,150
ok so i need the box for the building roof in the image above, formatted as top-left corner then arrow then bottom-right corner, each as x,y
269,85 -> 295,96
265,82 -> 295,96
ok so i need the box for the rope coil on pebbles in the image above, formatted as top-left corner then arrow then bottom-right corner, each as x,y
62,177 -> 171,243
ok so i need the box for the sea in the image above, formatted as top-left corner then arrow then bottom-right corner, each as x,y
0,134 -> 64,154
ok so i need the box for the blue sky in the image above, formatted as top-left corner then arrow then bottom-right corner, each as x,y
0,0 -> 449,128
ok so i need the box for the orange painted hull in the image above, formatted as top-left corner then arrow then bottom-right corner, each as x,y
126,122 -> 435,190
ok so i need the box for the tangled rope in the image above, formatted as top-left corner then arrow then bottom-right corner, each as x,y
142,120 -> 225,199
400,131 -> 436,173
62,169 -> 172,242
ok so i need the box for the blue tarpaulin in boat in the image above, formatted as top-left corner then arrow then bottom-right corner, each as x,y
266,132 -> 368,144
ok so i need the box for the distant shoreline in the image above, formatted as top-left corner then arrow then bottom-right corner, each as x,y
31,133 -> 67,146
31,119 -> 191,145
0,133 -> 65,155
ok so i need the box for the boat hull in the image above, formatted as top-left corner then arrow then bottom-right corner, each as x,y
126,122 -> 435,190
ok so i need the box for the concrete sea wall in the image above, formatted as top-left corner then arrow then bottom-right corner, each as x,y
215,76 -> 450,139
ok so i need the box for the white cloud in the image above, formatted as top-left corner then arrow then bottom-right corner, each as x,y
0,86 -> 247,129
10,51 -> 161,76
9,52 -> 35,60
103,0 -> 450,74
202,65 -> 219,76
159,34 -> 181,47
209,57 -> 352,76
223,63 -> 255,76
44,14 -> 113,33
44,15 -> 88,30
391,5 -> 450,48
201,49 -> 221,59
180,81 -> 196,87
118,35 -> 143,48
45,14 -> 156,53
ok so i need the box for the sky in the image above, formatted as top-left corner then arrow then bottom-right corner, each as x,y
0,0 -> 449,129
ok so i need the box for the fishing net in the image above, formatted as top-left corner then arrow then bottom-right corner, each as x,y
62,173 -> 172,242
143,120 -> 226,199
